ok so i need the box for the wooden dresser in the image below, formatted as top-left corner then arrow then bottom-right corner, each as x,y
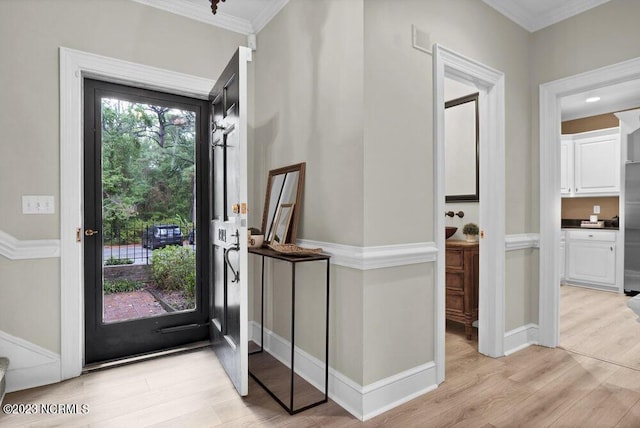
445,240 -> 479,340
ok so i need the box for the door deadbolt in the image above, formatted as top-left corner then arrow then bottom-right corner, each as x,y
84,229 -> 99,237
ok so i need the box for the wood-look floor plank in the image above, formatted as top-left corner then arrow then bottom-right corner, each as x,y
560,285 -> 640,372
616,399 -> 640,428
4,296 -> 640,427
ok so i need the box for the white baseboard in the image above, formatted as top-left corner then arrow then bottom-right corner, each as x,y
0,331 -> 61,393
504,323 -> 539,356
249,321 -> 438,421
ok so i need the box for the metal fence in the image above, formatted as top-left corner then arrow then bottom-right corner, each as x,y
103,222 -> 193,266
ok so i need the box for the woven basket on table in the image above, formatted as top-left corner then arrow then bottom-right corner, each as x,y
267,243 -> 323,256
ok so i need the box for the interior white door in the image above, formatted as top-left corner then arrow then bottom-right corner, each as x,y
210,47 -> 251,396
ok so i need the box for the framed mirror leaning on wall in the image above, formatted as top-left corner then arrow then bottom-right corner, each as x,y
445,92 -> 479,202
261,162 -> 306,245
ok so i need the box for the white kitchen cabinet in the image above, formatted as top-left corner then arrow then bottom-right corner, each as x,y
560,137 -> 573,195
561,127 -> 620,197
560,231 -> 566,282
566,230 -> 617,288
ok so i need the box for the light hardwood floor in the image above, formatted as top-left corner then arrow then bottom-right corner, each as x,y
3,322 -> 640,427
560,284 -> 640,371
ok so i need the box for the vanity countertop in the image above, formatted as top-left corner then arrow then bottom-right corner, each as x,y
446,239 -> 479,247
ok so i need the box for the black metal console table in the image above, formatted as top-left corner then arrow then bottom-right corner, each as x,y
248,246 -> 331,415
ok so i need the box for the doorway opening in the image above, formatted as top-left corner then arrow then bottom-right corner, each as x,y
539,56 -> 640,349
60,47 -> 217,380
433,44 -> 506,384
83,79 -> 210,364
557,83 -> 640,370
443,78 -> 481,359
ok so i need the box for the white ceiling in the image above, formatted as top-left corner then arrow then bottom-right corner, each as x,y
482,0 -> 611,32
131,0 -> 288,35
561,80 -> 640,121
134,0 -> 633,121
134,0 -> 612,37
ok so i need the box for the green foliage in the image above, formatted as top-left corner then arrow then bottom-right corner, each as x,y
100,98 -> 197,227
151,246 -> 196,299
104,256 -> 134,265
103,279 -> 144,294
463,223 -> 479,235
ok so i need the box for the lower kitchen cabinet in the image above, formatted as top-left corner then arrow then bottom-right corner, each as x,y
565,229 -> 617,289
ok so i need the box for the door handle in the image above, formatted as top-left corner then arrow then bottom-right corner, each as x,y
84,228 -> 100,237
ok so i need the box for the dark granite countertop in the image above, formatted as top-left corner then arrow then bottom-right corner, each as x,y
561,218 -> 619,230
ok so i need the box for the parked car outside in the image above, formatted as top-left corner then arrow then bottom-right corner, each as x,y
142,224 -> 183,250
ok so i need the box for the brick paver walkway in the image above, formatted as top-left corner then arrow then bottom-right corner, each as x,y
103,290 -> 166,323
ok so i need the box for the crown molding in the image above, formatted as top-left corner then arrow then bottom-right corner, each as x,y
250,0 -> 289,33
483,0 -> 610,32
131,0 -> 289,36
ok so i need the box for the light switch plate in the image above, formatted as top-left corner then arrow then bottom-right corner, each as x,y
22,195 -> 55,214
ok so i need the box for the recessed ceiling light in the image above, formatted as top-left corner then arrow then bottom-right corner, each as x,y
586,96 -> 601,103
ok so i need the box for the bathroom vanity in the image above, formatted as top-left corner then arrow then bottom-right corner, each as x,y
445,240 -> 479,340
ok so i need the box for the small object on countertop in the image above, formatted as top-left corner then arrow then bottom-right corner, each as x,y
612,215 -> 619,227
580,220 -> 604,228
249,234 -> 264,248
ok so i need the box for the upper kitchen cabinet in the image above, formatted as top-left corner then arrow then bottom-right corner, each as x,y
560,135 -> 574,195
561,127 -> 620,197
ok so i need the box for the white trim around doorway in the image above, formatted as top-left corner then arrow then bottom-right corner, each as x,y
538,57 -> 640,348
433,44 -> 506,384
59,47 -> 214,380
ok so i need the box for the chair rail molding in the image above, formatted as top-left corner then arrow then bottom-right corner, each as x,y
505,233 -> 540,251
0,230 -> 60,260
297,239 -> 438,270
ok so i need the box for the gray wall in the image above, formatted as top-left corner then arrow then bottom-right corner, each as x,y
254,0 -> 537,385
0,0 -> 246,353
5,0 -> 638,391
253,0 -> 366,384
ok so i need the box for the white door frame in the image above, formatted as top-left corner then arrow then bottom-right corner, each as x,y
433,44 -> 506,383
538,57 -> 640,347
59,47 -> 214,379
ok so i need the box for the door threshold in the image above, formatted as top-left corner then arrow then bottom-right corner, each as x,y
82,340 -> 211,373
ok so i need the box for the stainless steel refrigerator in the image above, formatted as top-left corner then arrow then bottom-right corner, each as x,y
625,162 -> 640,293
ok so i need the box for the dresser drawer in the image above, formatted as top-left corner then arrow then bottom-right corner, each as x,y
446,290 -> 464,312
567,230 -> 616,242
446,249 -> 464,269
446,271 -> 464,290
